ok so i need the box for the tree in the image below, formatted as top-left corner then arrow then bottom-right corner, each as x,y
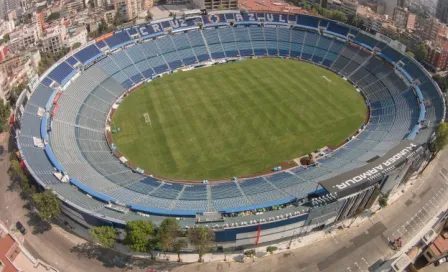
158,218 -> 181,257
72,42 -> 82,50
172,239 -> 187,262
435,122 -> 448,150
414,43 -> 427,62
0,100 -> 10,133
329,10 -> 347,22
47,12 -> 60,22
347,15 -> 364,29
8,157 -> 36,194
378,194 -> 388,208
432,74 -> 448,93
31,190 -> 61,221
125,220 -> 156,258
3,33 -> 9,42
89,226 -> 117,249
266,246 -> 278,254
187,226 -> 215,262
406,51 -> 415,58
244,249 -> 256,262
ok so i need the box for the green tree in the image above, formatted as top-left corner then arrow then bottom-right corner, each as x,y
3,33 -> 9,42
266,246 -> 278,254
329,10 -> 347,22
172,238 -> 187,262
0,99 -> 10,132
435,122 -> 448,150
8,157 -> 35,194
406,51 -> 415,58
347,15 -> 363,28
31,190 -> 61,221
414,43 -> 427,62
187,226 -> 215,262
89,226 -> 117,249
158,218 -> 181,257
125,220 -> 157,258
72,42 -> 82,50
244,249 -> 256,261
432,74 -> 448,93
47,12 -> 60,22
378,194 -> 388,208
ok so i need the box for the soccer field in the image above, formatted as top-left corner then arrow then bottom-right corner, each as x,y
111,59 -> 366,180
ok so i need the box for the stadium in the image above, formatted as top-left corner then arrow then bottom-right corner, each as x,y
13,11 -> 445,248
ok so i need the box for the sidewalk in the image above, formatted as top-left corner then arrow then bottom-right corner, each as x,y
0,222 -> 60,272
57,156 -> 441,265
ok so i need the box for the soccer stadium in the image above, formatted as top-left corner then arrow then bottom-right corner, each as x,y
13,11 -> 446,248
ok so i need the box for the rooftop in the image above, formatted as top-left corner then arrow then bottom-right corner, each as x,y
238,0 -> 308,14
0,231 -> 18,272
429,232 -> 448,257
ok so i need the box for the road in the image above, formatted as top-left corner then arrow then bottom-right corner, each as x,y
0,132 -> 177,272
1,127 -> 447,272
171,151 -> 448,272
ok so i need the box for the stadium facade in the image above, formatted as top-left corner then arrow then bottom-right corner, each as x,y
13,11 -> 445,248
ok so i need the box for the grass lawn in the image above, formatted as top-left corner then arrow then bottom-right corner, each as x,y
111,58 -> 366,180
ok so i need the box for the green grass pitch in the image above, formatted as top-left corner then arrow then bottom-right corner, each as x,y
111,59 -> 366,180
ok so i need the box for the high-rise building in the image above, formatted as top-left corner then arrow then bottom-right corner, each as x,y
422,18 -> 448,43
436,0 -> 448,24
383,0 -> 406,16
392,7 -> 416,30
425,43 -> 448,71
114,0 -> 153,21
0,0 -> 19,20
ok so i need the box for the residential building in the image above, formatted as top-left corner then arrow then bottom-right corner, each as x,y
0,19 -> 15,36
0,0 -> 20,20
64,25 -> 87,48
104,9 -> 116,23
392,7 -> 416,30
0,224 -> 20,272
192,0 -> 238,10
114,0 -> 127,20
63,0 -> 84,15
0,45 -> 8,63
32,11 -> 45,38
436,0 -> 448,24
8,25 -> 38,52
41,25 -> 66,53
356,5 -> 388,33
425,43 -> 448,71
0,70 -> 7,102
114,0 -> 152,21
382,0 -> 405,17
423,231 -> 448,263
328,0 -> 359,17
422,18 -> 448,44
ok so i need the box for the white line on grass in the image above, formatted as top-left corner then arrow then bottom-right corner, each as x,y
143,112 -> 152,126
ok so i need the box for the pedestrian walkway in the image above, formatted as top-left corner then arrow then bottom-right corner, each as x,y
0,222 -> 60,272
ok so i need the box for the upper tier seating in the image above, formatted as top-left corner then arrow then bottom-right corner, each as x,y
18,18 -> 443,218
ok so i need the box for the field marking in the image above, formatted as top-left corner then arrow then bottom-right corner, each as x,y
322,76 -> 332,83
143,112 -> 152,126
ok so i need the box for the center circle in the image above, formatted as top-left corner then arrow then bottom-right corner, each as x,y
111,58 -> 367,180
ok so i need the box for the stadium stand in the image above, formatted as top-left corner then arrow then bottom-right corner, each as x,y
16,12 -> 444,228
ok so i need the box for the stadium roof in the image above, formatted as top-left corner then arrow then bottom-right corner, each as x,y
319,140 -> 420,195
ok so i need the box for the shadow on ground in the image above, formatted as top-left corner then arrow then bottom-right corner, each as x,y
23,202 -> 52,234
71,242 -> 183,270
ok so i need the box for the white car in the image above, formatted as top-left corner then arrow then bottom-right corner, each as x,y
435,257 -> 447,266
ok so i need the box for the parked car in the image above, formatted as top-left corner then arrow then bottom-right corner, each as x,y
435,257 -> 447,266
15,221 -> 27,235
